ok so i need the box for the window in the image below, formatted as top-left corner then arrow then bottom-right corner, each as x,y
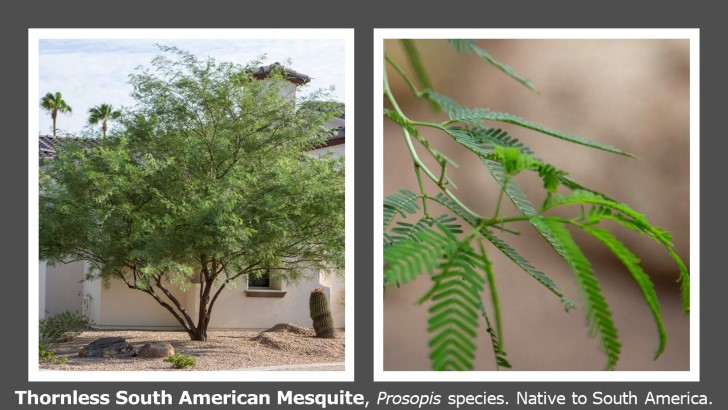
245,269 -> 287,298
248,269 -> 270,288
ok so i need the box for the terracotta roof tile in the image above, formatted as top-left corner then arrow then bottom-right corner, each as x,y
251,63 -> 311,85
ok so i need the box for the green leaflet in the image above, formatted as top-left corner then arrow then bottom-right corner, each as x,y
383,223 -> 458,286
478,239 -> 511,369
423,90 -> 633,157
482,159 -> 536,215
384,109 -> 419,138
388,215 -> 463,247
426,236 -> 486,371
545,190 -> 649,225
447,126 -> 533,155
580,225 -> 666,359
546,190 -> 690,313
487,327 -> 512,369
428,192 -> 575,310
481,230 -> 575,310
479,239 -> 503,348
536,218 -> 621,370
494,146 -> 537,176
601,214 -> 689,314
448,39 -> 537,92
400,40 -> 433,91
447,126 -> 566,193
484,110 -> 635,158
383,188 -> 420,230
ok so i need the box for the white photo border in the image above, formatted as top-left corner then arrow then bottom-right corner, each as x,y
29,28 -> 355,382
374,28 -> 699,382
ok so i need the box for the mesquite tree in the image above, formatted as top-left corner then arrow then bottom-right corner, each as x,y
40,47 -> 344,341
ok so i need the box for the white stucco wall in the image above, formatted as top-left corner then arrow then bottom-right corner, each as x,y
207,270 -> 338,329
320,272 -> 345,328
39,261 -> 47,320
43,260 -> 84,316
82,270 -> 343,330
258,79 -> 297,102
82,266 -> 102,325
95,278 -> 187,328
281,82 -> 297,102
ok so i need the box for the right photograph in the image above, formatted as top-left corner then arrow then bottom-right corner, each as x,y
381,33 -> 695,373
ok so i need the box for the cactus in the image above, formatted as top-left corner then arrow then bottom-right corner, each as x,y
309,288 -> 335,338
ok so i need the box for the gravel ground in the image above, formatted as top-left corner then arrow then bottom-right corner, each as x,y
40,323 -> 344,371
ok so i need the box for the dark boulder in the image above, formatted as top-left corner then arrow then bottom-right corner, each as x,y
78,337 -> 136,358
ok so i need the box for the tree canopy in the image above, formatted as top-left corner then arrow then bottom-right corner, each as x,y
40,47 -> 345,341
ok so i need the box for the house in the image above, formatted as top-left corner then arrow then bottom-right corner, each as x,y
38,64 -> 345,330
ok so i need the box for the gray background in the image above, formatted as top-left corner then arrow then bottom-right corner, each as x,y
3,0 -> 725,408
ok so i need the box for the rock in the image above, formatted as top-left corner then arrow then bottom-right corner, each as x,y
137,342 -> 175,358
79,337 -> 136,358
57,331 -> 80,342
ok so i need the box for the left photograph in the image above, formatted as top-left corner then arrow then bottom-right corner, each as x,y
30,29 -> 353,381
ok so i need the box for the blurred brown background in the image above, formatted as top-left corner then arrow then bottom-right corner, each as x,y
383,39 -> 690,371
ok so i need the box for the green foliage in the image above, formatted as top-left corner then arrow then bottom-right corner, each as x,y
383,188 -> 421,231
384,223 -> 457,286
400,40 -> 433,91
164,353 -> 197,369
580,225 -> 666,359
423,89 -> 632,157
38,311 -> 90,365
387,215 -> 462,247
447,39 -> 537,92
39,343 -> 68,365
310,288 -> 336,338
40,47 -> 345,341
383,39 -> 689,370
39,311 -> 91,345
535,218 -> 621,370
427,249 -> 484,370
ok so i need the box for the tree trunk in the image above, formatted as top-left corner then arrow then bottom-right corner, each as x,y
191,299 -> 210,341
191,276 -> 215,341
129,268 -> 226,342
192,326 -> 208,341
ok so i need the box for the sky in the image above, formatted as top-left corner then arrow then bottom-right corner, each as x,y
37,36 -> 345,136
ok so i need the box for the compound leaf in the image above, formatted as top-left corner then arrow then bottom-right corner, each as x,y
580,225 -> 666,359
448,39 -> 536,92
383,223 -> 457,286
383,188 -> 420,230
423,90 -> 633,157
535,217 -> 621,370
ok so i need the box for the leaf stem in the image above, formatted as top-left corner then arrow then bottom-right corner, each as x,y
402,129 -> 482,221
480,239 -> 503,351
437,159 -> 447,186
493,177 -> 508,221
487,215 -> 534,225
384,61 -> 483,224
414,164 -> 430,218
409,120 -> 450,133
385,53 -> 422,97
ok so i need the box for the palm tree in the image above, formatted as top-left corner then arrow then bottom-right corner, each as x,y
40,92 -> 73,136
88,103 -> 121,138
